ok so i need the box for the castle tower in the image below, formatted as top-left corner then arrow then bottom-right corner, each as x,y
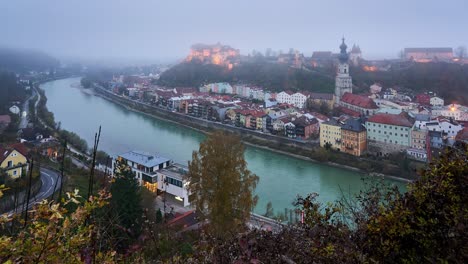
335,38 -> 353,104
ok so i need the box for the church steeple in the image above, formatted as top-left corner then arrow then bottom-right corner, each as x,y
335,37 -> 353,105
339,37 -> 349,63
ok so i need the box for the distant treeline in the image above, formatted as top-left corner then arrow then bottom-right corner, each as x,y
351,62 -> 468,105
0,47 -> 59,73
157,61 -> 335,93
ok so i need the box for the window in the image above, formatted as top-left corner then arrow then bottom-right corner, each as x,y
7,161 -> 12,167
13,170 -> 17,176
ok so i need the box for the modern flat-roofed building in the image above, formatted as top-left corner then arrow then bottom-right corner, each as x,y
156,163 -> 190,207
113,150 -> 191,206
113,150 -> 172,192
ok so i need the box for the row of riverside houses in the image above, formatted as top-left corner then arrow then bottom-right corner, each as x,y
112,150 -> 190,207
320,111 -> 467,161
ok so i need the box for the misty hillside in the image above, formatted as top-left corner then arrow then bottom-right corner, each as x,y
351,63 -> 468,105
0,47 -> 59,73
157,61 -> 335,93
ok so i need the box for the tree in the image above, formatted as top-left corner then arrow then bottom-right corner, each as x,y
110,159 -> 143,251
187,131 -> 259,238
455,45 -> 467,59
190,144 -> 468,263
80,77 -> 92,88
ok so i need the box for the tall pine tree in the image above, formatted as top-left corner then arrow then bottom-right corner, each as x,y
187,131 -> 259,238
110,159 -> 143,250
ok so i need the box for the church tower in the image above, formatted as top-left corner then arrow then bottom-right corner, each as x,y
335,38 -> 353,104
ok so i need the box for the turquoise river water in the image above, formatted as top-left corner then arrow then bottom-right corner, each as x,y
41,77 -> 406,214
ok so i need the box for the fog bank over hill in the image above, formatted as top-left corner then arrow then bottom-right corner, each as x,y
0,0 -> 466,61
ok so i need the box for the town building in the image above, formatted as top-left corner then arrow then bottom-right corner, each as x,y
366,113 -> 414,155
408,126 -> 429,162
430,96 -> 444,107
431,104 -> 468,121
341,118 -> 367,156
335,38 -> 353,104
310,51 -> 334,67
112,150 -> 172,192
276,91 -> 309,108
9,105 -> 20,115
404,48 -> 453,62
0,143 -> 29,178
340,92 -> 379,116
308,93 -> 335,109
415,94 -> 431,106
320,119 -> 342,151
349,44 -> 362,66
455,127 -> 468,144
284,116 -> 319,140
113,151 -> 190,206
369,83 -> 382,94
156,163 -> 190,207
264,111 -> 288,133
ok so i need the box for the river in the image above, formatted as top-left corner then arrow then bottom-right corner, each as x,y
41,77 -> 406,214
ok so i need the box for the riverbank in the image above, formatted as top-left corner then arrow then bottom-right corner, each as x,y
91,85 -> 415,183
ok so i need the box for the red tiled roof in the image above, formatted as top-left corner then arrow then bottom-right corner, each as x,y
9,143 -> 29,157
367,113 -> 414,127
338,107 -> 361,117
167,211 -> 198,229
455,127 -> 468,142
309,112 -> 329,122
0,115 -> 11,124
309,93 -> 333,100
341,93 -> 378,109
0,143 -> 29,164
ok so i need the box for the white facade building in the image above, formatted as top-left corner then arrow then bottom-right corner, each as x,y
431,104 -> 468,121
430,96 -> 444,107
276,91 -> 308,108
276,91 -> 292,105
156,163 -> 191,207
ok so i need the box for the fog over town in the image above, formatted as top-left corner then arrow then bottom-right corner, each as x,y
1,0 -> 467,63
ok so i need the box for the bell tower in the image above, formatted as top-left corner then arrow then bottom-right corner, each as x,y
335,38 -> 353,104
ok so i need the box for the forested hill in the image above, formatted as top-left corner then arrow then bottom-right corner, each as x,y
0,47 -> 59,73
157,61 -> 335,93
351,62 -> 468,105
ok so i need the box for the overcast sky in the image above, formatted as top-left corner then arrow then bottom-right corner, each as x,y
1,0 -> 467,63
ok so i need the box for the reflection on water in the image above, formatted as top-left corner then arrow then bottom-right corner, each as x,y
41,78 -> 407,214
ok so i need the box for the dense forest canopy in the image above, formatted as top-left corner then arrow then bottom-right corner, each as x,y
157,61 -> 335,93
0,47 -> 59,73
0,71 -> 26,113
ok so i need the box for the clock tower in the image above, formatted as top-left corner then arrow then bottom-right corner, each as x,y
335,38 -> 353,104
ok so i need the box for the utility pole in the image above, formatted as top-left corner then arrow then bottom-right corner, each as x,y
23,159 -> 34,228
87,126 -> 101,200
